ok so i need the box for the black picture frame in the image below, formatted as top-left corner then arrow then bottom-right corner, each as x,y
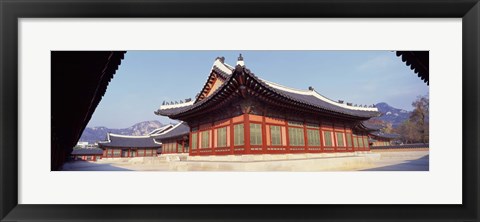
1,0 -> 478,221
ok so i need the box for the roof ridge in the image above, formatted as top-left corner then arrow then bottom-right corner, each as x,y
159,100 -> 195,110
152,121 -> 184,136
260,79 -> 378,112
148,124 -> 173,135
260,79 -> 311,94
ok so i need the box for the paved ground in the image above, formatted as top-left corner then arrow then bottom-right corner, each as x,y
359,151 -> 429,171
61,150 -> 429,171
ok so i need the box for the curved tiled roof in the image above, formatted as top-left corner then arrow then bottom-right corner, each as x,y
98,134 -> 161,148
370,131 -> 400,139
158,58 -> 233,110
152,122 -> 190,141
360,122 -> 384,131
156,57 -> 380,119
148,124 -> 174,136
71,148 -> 103,155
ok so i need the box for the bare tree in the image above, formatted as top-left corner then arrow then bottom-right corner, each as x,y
410,95 -> 429,144
393,95 -> 429,144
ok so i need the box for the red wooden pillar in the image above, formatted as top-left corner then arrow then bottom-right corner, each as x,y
229,119 -> 234,155
285,118 -> 290,154
244,113 -> 251,154
261,116 -> 267,154
303,120 -> 308,153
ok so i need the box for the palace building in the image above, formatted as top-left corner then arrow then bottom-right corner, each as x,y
155,55 -> 381,156
98,134 -> 161,158
358,121 -> 400,147
71,148 -> 104,161
369,131 -> 399,146
152,122 -> 190,154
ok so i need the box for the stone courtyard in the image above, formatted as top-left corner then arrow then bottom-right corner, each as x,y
61,150 -> 429,171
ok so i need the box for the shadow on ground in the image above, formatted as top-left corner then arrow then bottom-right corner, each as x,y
60,160 -> 133,171
362,155 -> 429,171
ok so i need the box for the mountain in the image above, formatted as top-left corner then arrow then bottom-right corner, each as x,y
373,102 -> 411,128
79,120 -> 165,144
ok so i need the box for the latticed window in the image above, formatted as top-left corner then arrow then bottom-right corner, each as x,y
307,129 -> 320,146
201,131 -> 210,148
270,125 -> 281,145
324,131 -> 333,146
234,124 -> 244,146
336,132 -> 345,147
113,149 -> 121,157
363,137 -> 369,148
353,136 -> 358,147
250,123 -> 262,145
191,133 -> 197,150
288,127 -> 305,146
217,127 -> 227,147
345,133 -> 352,147
358,136 -> 364,147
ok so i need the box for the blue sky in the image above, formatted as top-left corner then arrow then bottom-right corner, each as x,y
87,51 -> 429,128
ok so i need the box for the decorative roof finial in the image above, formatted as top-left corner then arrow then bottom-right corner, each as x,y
237,53 -> 245,67
215,56 -> 225,63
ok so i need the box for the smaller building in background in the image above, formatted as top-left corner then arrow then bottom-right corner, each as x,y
361,121 -> 400,146
98,134 -> 161,158
153,122 -> 190,154
71,148 -> 103,161
369,131 -> 399,146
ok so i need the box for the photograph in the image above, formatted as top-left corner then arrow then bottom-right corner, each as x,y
53,50 -> 429,172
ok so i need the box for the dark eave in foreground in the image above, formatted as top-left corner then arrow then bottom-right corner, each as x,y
396,51 -> 429,85
51,51 -> 126,170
